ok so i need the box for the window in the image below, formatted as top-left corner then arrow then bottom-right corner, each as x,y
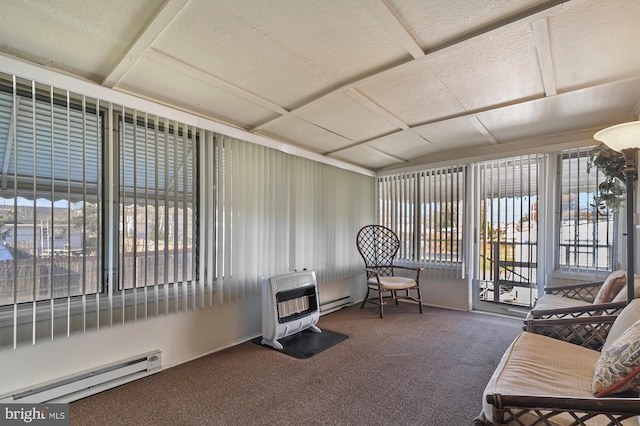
378,166 -> 464,276
557,147 -> 616,272
0,78 -> 101,306
0,69 -> 372,347
0,73 -> 199,346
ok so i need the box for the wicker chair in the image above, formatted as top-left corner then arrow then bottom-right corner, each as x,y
356,225 -> 423,318
475,299 -> 640,425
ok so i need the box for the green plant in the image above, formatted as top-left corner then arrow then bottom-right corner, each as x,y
588,144 -> 627,213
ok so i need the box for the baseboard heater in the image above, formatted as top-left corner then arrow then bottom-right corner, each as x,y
261,270 -> 321,350
320,296 -> 351,314
0,350 -> 162,404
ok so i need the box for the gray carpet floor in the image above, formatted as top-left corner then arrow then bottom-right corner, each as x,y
70,303 -> 523,426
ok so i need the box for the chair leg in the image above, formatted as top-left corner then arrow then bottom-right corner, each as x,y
378,289 -> 384,318
360,287 -> 371,309
415,287 -> 423,314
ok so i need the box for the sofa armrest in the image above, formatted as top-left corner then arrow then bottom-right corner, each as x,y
524,314 -> 618,351
486,393 -> 640,425
529,301 -> 626,320
544,280 -> 604,302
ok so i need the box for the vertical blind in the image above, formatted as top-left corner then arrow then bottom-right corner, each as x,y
0,76 -> 103,346
118,112 -> 197,318
205,135 -> 375,303
0,73 -> 200,347
0,70 -> 375,348
557,147 -> 616,272
378,165 -> 465,278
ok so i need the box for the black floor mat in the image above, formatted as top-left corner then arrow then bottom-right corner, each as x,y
253,328 -> 348,359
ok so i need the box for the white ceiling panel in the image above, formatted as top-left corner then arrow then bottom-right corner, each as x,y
477,77 -> 640,142
151,0 -> 333,109
368,130 -> 435,160
118,56 -> 279,128
330,144 -> 404,170
152,0 -> 408,109
389,0 -> 549,51
549,0 -> 640,90
257,116 -> 353,154
0,0 -> 162,81
429,24 -> 545,111
216,0 -> 410,82
356,61 -> 465,126
0,0 -> 638,172
297,94 -> 400,142
414,117 -> 493,149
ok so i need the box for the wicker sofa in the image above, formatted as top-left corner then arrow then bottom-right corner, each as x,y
528,270 -> 636,320
475,299 -> 640,425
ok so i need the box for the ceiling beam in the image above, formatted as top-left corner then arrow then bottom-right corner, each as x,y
468,116 -> 498,144
328,74 -> 640,157
531,17 -> 557,96
252,0 -> 568,133
366,0 -> 425,59
345,88 -> 409,129
102,0 -> 191,87
145,49 -> 289,115
329,144 -> 407,165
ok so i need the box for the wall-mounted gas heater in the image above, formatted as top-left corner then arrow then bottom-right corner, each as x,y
261,270 -> 321,350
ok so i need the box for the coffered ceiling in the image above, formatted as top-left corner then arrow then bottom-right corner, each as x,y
1,0 -> 639,172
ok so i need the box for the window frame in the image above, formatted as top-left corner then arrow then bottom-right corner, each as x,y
555,147 -> 618,273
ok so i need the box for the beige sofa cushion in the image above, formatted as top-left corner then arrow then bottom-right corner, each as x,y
611,275 -> 640,303
603,299 -> 640,353
594,270 -> 627,304
482,331 -> 638,425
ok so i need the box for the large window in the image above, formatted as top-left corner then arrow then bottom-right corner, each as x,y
378,166 -> 464,276
0,69 -> 373,348
0,73 -> 198,332
557,147 -> 616,272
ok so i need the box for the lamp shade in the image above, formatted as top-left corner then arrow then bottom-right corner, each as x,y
594,121 -> 640,152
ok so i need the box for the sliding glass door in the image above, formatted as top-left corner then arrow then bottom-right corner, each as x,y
472,154 -> 542,314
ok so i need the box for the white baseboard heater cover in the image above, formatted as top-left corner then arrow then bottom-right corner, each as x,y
261,270 -> 321,350
320,296 -> 351,314
0,350 -> 162,404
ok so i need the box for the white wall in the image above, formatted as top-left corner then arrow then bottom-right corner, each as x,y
0,269 -> 470,397
0,275 -> 366,396
422,276 -> 470,311
393,267 -> 470,311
